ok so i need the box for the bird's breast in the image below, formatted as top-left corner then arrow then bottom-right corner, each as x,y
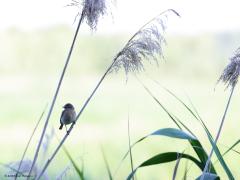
61,110 -> 76,125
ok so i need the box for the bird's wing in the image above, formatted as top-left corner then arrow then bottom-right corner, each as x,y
60,110 -> 65,123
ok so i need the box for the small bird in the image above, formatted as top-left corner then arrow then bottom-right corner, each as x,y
59,103 -> 76,133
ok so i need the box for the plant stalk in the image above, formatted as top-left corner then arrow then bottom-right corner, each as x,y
36,61 -> 115,180
201,86 -> 235,180
28,11 -> 85,179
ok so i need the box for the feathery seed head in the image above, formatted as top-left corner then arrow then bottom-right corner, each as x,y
218,48 -> 240,88
111,9 -> 180,75
83,0 -> 107,30
68,0 -> 108,30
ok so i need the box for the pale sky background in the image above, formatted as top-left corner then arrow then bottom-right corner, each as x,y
0,0 -> 239,34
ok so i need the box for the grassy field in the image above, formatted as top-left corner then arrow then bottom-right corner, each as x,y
1,26 -> 240,179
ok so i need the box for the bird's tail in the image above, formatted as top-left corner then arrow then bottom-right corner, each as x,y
59,123 -> 63,130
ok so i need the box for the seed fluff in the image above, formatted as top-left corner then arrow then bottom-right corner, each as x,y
111,9 -> 180,75
218,48 -> 240,88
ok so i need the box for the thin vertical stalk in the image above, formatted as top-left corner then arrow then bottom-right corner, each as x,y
172,153 -> 181,180
127,112 -> 135,180
201,86 -> 235,179
36,61 -> 114,180
28,11 -> 85,179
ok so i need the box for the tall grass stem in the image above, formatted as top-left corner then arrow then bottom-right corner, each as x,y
28,11 -> 85,179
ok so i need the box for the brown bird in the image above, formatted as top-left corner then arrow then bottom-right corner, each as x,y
59,103 -> 76,133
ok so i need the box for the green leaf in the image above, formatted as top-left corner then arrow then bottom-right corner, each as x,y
101,147 -> 113,180
189,139 -> 216,174
115,128 -> 198,176
140,82 -> 217,173
153,85 -> 218,174
131,128 -> 196,151
221,139 -> 240,158
150,128 -> 196,140
196,173 -> 220,180
127,152 -> 203,180
62,145 -> 84,180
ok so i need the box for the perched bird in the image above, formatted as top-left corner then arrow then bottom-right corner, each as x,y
59,103 -> 76,133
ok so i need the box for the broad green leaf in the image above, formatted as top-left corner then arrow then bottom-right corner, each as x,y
166,89 -> 233,177
150,128 -> 196,140
189,139 -> 216,174
116,128 -> 198,176
127,152 -> 203,180
151,85 -> 218,174
140,82 -> 217,173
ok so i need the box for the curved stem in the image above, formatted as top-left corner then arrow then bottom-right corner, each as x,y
201,86 -> 235,179
28,11 -> 85,179
36,62 -> 114,180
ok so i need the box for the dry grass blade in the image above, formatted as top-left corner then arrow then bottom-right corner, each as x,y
15,104 -> 47,180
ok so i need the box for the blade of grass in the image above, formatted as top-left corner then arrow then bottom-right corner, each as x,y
137,78 -> 217,173
221,139 -> 240,158
15,104 -> 47,180
115,127 -> 198,177
148,77 -> 199,120
62,145 -> 84,180
101,146 -> 113,180
136,76 -> 197,137
166,88 -> 232,177
127,112 -> 135,180
212,140 -> 240,165
144,78 -> 222,174
138,80 -> 181,130
146,76 -> 212,139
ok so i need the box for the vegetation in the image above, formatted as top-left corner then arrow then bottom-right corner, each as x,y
1,1 -> 240,179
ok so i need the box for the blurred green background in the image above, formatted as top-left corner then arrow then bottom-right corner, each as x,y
1,26 -> 240,179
